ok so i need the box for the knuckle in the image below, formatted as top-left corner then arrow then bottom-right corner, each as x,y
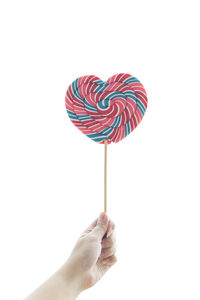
106,237 -> 112,244
103,239 -> 111,248
108,247 -> 114,256
111,234 -> 116,242
88,233 -> 98,242
111,246 -> 116,254
113,255 -> 117,263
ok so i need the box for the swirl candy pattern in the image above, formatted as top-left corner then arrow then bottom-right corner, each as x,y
65,73 -> 148,144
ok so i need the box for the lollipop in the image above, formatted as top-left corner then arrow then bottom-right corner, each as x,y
65,73 -> 148,212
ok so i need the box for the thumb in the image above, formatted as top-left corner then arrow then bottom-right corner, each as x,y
91,212 -> 109,241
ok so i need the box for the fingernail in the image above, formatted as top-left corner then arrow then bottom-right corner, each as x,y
99,213 -> 107,223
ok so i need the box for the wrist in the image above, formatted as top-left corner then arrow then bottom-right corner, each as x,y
57,259 -> 82,298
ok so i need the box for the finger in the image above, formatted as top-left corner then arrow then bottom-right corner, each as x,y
104,220 -> 111,238
102,233 -> 116,248
106,219 -> 115,238
100,245 -> 116,259
81,218 -> 98,236
102,255 -> 117,266
91,212 -> 109,241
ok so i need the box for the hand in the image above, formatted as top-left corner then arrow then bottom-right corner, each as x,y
60,212 -> 117,293
26,213 -> 117,300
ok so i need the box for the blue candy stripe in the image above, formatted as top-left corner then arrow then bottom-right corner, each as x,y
83,99 -> 98,112
67,110 -> 93,122
72,78 -> 82,100
94,84 -> 108,93
87,132 -> 108,141
137,101 -> 146,116
124,77 -> 140,84
94,80 -> 105,85
112,115 -> 121,127
67,110 -> 78,120
98,99 -> 110,109
100,127 -> 113,135
78,115 -> 93,120
87,136 -> 108,142
124,91 -> 138,102
107,91 -> 124,99
125,120 -> 131,137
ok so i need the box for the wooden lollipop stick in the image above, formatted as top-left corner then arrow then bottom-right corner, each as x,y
104,140 -> 107,213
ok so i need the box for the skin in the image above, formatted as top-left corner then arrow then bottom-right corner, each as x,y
26,212 -> 117,300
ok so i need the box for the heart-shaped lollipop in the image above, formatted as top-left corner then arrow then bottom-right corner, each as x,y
65,73 -> 148,212
65,73 -> 148,144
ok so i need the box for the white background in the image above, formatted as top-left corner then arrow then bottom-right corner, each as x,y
0,0 -> 200,299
